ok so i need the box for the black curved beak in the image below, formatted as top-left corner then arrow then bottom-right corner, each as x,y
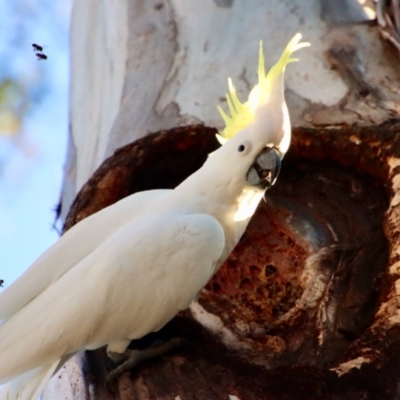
246,147 -> 282,190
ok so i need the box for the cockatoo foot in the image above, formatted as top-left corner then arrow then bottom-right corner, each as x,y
105,337 -> 184,392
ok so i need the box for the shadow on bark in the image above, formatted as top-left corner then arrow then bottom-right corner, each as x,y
64,121 -> 400,399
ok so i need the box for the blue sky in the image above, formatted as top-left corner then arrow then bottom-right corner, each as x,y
0,0 -> 72,287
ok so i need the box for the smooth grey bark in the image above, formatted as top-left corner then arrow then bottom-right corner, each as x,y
61,0 -> 398,219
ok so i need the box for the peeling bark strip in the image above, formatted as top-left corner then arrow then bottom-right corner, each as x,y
64,122 -> 400,399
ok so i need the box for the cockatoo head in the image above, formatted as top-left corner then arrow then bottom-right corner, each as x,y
215,33 -> 309,191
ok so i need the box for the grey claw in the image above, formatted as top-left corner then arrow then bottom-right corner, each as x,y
105,337 -> 185,393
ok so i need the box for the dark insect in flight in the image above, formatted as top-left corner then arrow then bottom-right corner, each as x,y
0,280 -> 4,288
51,201 -> 62,235
32,43 -> 43,52
36,53 -> 48,61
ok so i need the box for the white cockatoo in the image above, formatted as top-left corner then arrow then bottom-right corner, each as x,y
0,34 -> 308,400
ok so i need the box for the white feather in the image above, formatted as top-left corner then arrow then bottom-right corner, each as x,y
0,189 -> 169,323
0,210 -> 224,385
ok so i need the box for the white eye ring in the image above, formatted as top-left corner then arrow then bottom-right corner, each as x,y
237,140 -> 252,155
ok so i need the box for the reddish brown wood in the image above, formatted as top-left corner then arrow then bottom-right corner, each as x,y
64,122 -> 400,399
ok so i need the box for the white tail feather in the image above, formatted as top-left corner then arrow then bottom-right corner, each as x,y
0,360 -> 59,400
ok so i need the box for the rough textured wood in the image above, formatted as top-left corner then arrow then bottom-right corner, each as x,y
57,121 -> 400,399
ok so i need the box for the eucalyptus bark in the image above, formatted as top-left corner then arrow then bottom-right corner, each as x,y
46,0 -> 400,399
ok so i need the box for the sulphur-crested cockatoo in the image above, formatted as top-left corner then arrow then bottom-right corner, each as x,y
0,34 -> 308,400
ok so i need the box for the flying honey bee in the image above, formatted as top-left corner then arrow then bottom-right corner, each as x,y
36,53 -> 48,61
32,43 -> 43,52
32,44 -> 48,60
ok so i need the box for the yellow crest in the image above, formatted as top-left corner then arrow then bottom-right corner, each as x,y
217,33 -> 309,144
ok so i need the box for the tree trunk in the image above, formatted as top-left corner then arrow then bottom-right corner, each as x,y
48,0 -> 400,399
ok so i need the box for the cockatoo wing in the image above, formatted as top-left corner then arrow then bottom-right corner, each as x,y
0,189 -> 170,322
0,211 -> 225,384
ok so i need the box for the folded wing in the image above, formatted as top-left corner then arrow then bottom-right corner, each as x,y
0,189 -> 170,322
0,210 -> 225,385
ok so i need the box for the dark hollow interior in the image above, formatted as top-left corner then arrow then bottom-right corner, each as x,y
204,157 -> 388,368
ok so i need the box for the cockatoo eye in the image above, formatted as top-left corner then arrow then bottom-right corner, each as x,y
237,141 -> 252,155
